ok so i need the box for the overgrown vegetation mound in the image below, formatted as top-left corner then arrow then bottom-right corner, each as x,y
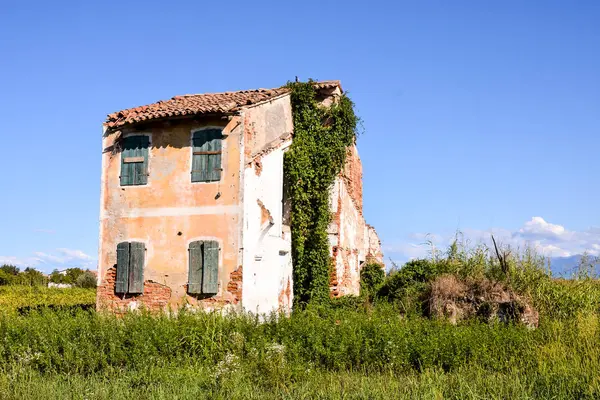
429,274 -> 538,327
366,239 -> 600,325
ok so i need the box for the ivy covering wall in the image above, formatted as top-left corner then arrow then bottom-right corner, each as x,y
284,80 -> 359,307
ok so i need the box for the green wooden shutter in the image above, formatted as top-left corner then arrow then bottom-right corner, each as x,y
120,135 -> 149,186
191,135 -> 205,182
134,136 -> 149,185
120,137 -> 135,186
188,241 -> 203,294
192,129 -> 222,182
115,242 -> 130,293
202,241 -> 219,294
128,242 -> 145,294
209,130 -> 222,181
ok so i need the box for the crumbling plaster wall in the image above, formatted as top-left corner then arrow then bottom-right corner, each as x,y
240,95 -> 294,314
329,144 -> 383,297
97,88 -> 382,313
365,225 -> 384,264
329,176 -> 365,296
97,116 -> 244,312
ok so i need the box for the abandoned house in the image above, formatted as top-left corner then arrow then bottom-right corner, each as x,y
97,80 -> 383,314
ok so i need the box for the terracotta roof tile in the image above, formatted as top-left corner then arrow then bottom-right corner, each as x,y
105,80 -> 341,129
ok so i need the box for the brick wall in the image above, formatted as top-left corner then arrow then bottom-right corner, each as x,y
227,266 -> 243,305
342,145 -> 363,213
97,267 -> 172,313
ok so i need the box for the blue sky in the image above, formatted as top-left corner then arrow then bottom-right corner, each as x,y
1,1 -> 599,272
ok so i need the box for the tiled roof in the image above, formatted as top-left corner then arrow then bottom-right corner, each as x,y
105,80 -> 341,129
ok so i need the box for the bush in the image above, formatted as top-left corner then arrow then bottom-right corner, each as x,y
75,271 -> 97,289
376,259 -> 446,315
360,262 -> 384,298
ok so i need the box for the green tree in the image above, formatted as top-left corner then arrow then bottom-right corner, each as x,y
49,268 -> 86,285
0,270 -> 14,285
18,267 -> 47,286
75,270 -> 97,289
49,269 -> 66,284
64,268 -> 85,284
0,264 -> 20,276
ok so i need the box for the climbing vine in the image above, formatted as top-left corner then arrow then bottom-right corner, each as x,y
284,80 -> 359,307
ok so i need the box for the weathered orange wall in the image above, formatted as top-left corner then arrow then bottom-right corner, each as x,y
97,88 -> 383,312
97,116 -> 244,312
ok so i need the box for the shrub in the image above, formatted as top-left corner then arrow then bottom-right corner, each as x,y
75,271 -> 97,289
376,259 -> 446,315
360,262 -> 384,298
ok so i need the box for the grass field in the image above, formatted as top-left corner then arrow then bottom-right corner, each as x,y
0,303 -> 599,399
0,286 -> 95,313
1,247 -> 599,399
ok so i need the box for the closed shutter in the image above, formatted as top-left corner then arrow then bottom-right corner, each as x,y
128,242 -> 145,294
202,241 -> 219,294
192,129 -> 222,182
188,241 -> 203,294
207,130 -> 222,181
115,242 -> 130,293
120,137 -> 134,186
134,136 -> 149,185
120,135 -> 149,186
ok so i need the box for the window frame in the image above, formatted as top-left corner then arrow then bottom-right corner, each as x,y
115,240 -> 147,295
189,127 -> 224,183
186,238 -> 221,295
119,133 -> 151,187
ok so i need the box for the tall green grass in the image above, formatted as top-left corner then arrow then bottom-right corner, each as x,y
1,243 -> 599,398
0,306 -> 599,398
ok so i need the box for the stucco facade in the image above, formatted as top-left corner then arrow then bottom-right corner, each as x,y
97,81 -> 382,314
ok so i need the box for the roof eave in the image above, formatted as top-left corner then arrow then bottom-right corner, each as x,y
103,110 -> 241,133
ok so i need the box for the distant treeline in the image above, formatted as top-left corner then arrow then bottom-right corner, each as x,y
0,264 -> 96,288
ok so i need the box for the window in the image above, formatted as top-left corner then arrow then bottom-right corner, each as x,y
115,241 -> 145,294
188,240 -> 219,295
120,135 -> 149,186
191,129 -> 222,182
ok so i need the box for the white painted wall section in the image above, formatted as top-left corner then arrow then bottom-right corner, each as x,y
241,143 -> 293,314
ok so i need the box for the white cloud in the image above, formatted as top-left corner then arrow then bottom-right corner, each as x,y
56,248 -> 93,261
518,217 -> 569,239
0,248 -> 96,272
533,243 -> 572,258
33,252 -> 67,264
385,217 -> 600,264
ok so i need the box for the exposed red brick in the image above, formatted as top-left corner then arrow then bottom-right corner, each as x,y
341,145 -> 363,214
96,267 -> 172,313
329,192 -> 344,297
227,266 -> 243,305
278,277 -> 292,310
